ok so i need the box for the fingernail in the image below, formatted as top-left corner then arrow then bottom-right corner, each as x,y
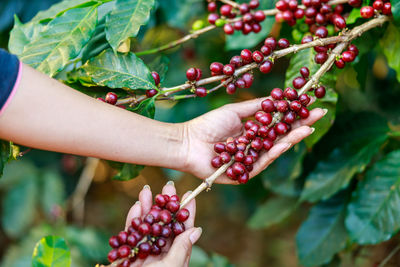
310,127 -> 315,134
143,185 -> 150,190
283,143 -> 292,152
135,201 -> 141,205
187,191 -> 192,194
322,108 -> 328,115
190,227 -> 202,244
167,181 -> 174,186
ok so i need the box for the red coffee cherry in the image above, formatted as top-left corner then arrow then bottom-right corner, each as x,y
186,68 -> 197,81
264,37 -> 277,50
261,99 -> 276,113
151,71 -> 160,86
105,92 -> 118,105
176,208 -> 190,222
259,60 -> 273,74
314,86 -> 326,98
360,6 -> 374,18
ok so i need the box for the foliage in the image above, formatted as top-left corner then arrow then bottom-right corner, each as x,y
32,236 -> 71,267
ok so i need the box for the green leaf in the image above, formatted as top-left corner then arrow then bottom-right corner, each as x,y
20,5 -> 98,77
380,23 -> 400,83
248,196 -> 298,229
0,141 -> 19,177
112,163 -> 144,181
346,8 -> 362,25
8,16 -> 45,56
2,175 -> 39,238
225,0 -> 274,50
106,0 -> 155,52
81,49 -> 156,90
346,150 -> 400,244
300,113 -> 389,203
39,170 -> 65,219
127,97 -> 156,118
158,0 -> 205,29
261,143 -> 306,197
81,16 -> 110,63
148,56 -> 170,83
285,48 -> 338,148
31,0 -> 95,22
296,189 -> 349,267
32,236 -> 71,267
391,0 -> 400,24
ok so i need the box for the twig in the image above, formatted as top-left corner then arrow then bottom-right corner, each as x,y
69,157 -> 100,225
134,0 -> 348,56
179,15 -> 389,209
378,244 -> 400,267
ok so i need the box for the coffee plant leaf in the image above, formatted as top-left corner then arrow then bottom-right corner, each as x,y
248,196 -> 298,229
301,113 -> 389,203
31,0 -> 94,22
127,97 -> 156,119
2,175 -> 39,238
148,56 -> 170,83
8,16 -> 45,56
261,143 -> 306,197
391,0 -> 400,25
32,236 -> 71,267
296,189 -> 349,267
112,163 -> 145,181
158,0 -> 205,30
81,16 -> 110,63
285,48 -> 338,148
225,0 -> 274,50
19,5 -> 98,77
0,141 -> 19,178
380,23 -> 400,83
106,0 -> 155,52
346,150 -> 400,244
81,49 -> 156,90
346,8 -> 362,25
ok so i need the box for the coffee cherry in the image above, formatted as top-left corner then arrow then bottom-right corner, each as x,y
138,242 -> 151,259
127,234 -> 138,247
259,60 -> 273,74
106,92 -> 118,105
261,99 -> 276,113
155,194 -> 167,207
373,0 -> 383,10
305,7 -> 317,17
275,122 -> 289,135
315,86 -> 326,98
251,138 -> 263,151
109,236 -> 120,248
276,100 -> 289,113
239,3 -> 250,14
267,128 -> 277,141
237,136 -> 250,145
298,106 -> 310,118
240,49 -> 253,63
118,245 -> 131,258
284,111 -> 297,124
161,226 -> 172,238
226,142 -> 238,154
342,51 -> 355,62
224,23 -> 234,35
144,214 -> 155,225
349,0 -> 362,7
186,68 -> 197,81
299,94 -> 311,106
235,78 -> 245,89
290,100 -> 302,112
335,59 -> 345,68
108,249 -> 118,262
334,4 -> 344,14
151,245 -> 161,255
208,2 -> 217,12
214,142 -> 226,153
208,13 -> 219,24
195,87 -> 207,97
276,0 -> 288,11
156,238 -> 167,248
170,195 -> 179,202
165,200 -> 180,213
260,45 -> 272,56
284,87 -> 298,100
333,15 -> 346,29
229,56 -> 242,69
293,76 -> 306,89
348,44 -> 359,56
242,23 -> 253,35
264,37 -> 277,50
253,23 -> 262,33
315,26 -> 328,38
220,152 -> 232,163
301,35 -> 314,44
238,172 -> 249,184
138,223 -> 151,235
159,210 -> 173,224
242,73 -> 254,89
271,88 -> 284,100
223,64 -> 235,76
176,208 -> 190,222
210,62 -> 224,75
278,38 -> 290,48
360,6 -> 374,18
252,51 -> 264,63
300,67 -> 310,78
172,222 -> 185,235
151,71 -> 160,86
220,4 -> 233,17
382,2 -> 391,15
256,112 -> 272,125
117,231 -> 128,244
315,52 -> 328,64
249,0 -> 259,9
232,162 -> 246,175
254,10 -> 266,22
245,120 -> 256,130
294,8 -> 305,19
150,223 -> 162,237
131,217 -> 142,230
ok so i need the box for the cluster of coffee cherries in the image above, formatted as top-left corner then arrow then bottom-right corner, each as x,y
275,0 -> 348,33
210,68 -> 317,184
360,0 -> 392,18
186,37 -> 290,96
334,43 -> 359,68
107,194 -> 190,266
145,71 -> 161,98
207,0 -> 267,35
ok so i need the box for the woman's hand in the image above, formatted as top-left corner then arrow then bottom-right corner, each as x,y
125,182 -> 201,267
180,98 -> 327,184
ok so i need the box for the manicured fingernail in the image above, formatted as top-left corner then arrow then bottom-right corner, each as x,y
190,227 -> 202,244
322,108 -> 328,115
167,181 -> 174,186
135,201 -> 141,205
310,127 -> 315,134
143,185 -> 150,190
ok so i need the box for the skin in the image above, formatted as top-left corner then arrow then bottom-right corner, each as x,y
0,64 -> 326,185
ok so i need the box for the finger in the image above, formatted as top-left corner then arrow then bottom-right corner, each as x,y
139,185 -> 153,216
251,126 -> 313,175
164,227 -> 202,265
161,181 -> 177,196
223,97 -> 266,119
124,201 -> 142,231
291,108 -> 327,129
181,191 -> 196,229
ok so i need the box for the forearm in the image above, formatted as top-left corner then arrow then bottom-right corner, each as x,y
0,64 -> 185,169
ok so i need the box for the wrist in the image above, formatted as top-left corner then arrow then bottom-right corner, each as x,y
162,122 -> 190,171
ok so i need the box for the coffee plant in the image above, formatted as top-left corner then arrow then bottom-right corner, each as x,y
1,0 -> 400,266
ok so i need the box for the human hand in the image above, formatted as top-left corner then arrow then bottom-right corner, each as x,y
180,97 -> 327,184
124,183 -> 201,267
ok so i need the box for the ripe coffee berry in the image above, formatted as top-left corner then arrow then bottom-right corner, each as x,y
335,59 -> 345,68
261,99 -> 276,113
224,23 -> 234,35
271,88 -> 284,100
315,86 -> 326,98
284,87 -> 298,100
333,15 -> 346,29
259,60 -> 273,74
264,37 -> 277,49
293,77 -> 306,89
195,87 -> 208,97
106,92 -> 118,105
315,52 -> 328,64
342,51 -> 356,62
146,89 -> 157,98
186,68 -> 197,81
210,62 -> 224,75
226,83 -> 237,94
315,26 -> 328,38
278,38 -> 290,48
360,6 -> 374,18
382,2 -> 392,15
208,1 -> 217,12
240,49 -> 253,63
223,64 -> 235,76
300,67 -> 310,78
299,94 -> 311,106
252,51 -> 264,63
242,73 -> 254,88
348,44 -> 359,56
151,71 -> 160,86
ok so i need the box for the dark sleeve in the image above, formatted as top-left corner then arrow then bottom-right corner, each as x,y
0,49 -> 20,113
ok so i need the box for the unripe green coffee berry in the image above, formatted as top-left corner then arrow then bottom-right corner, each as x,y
327,24 -> 335,36
215,18 -> 226,27
292,29 -> 302,43
192,20 -> 205,31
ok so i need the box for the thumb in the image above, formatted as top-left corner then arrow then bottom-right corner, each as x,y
164,227 -> 202,265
